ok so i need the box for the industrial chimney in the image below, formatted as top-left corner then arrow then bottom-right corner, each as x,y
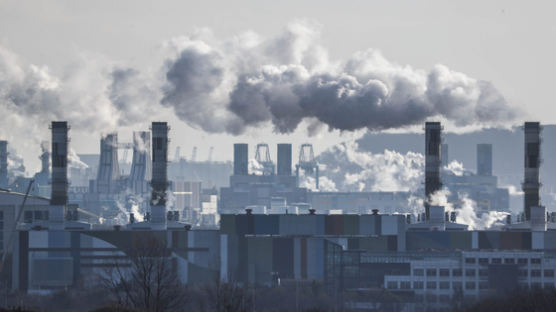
0,141 -> 7,188
441,143 -> 449,167
522,122 -> 541,221
477,144 -> 493,176
277,144 -> 292,176
425,122 -> 442,220
50,121 -> 69,224
233,143 -> 248,175
150,122 -> 169,224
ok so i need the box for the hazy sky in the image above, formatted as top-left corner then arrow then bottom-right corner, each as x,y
1,0 -> 555,172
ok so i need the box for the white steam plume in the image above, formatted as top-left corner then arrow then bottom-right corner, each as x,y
161,21 -> 518,135
430,189 -> 508,230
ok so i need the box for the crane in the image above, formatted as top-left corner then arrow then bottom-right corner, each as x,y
0,179 -> 34,274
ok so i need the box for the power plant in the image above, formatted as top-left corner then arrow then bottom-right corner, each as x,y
1,120 -> 555,310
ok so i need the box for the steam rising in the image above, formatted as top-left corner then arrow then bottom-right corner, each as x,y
162,21 -> 516,134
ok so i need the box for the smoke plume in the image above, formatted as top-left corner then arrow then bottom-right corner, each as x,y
162,21 -> 517,135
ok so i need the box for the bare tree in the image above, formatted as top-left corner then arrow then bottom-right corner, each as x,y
102,237 -> 186,312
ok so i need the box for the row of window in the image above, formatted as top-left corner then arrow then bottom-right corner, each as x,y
387,280 -> 487,290
465,257 -> 541,265
413,268 -> 555,278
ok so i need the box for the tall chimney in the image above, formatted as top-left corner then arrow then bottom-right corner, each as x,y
0,141 -> 7,188
233,143 -> 248,175
150,122 -> 169,223
425,122 -> 442,220
277,143 -> 292,176
50,122 -> 69,225
523,122 -> 541,221
97,133 -> 120,193
477,144 -> 493,176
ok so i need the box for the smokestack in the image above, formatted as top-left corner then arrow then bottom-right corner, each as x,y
441,144 -> 448,167
477,144 -> 493,176
277,143 -> 292,176
522,122 -> 541,221
425,122 -> 442,220
233,143 -> 248,175
150,122 -> 169,223
97,133 -> 120,193
0,141 -> 7,188
49,122 -> 69,225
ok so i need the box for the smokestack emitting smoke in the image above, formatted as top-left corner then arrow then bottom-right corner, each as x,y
425,122 -> 442,220
523,122 -> 541,221
150,122 -> 169,224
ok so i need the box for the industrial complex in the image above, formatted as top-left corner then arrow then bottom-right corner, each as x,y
0,120 -> 554,309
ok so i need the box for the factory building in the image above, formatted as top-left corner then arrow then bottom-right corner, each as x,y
6,120 -> 556,311
219,143 -> 308,214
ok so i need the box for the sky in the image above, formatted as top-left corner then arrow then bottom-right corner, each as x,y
1,0 -> 555,173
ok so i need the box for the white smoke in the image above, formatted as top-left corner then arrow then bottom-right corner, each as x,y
248,158 -> 264,175
7,146 -> 25,176
68,148 -> 88,169
317,141 -> 424,192
430,189 -> 508,230
161,20 -> 518,135
443,160 -> 467,176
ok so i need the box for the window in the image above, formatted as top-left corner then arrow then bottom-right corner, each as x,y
532,283 -> 542,290
439,269 -> 450,277
465,282 -> 476,290
400,281 -> 411,289
439,282 -> 450,289
465,257 -> 476,264
518,258 -> 528,265
505,258 -> 515,264
479,269 -> 489,277
387,281 -> 398,289
479,258 -> 489,265
426,269 -> 437,277
414,281 -> 424,289
531,270 -> 541,277
479,282 -> 489,290
531,258 -> 541,264
414,269 -> 424,276
453,269 -> 462,277
519,269 -> 528,277
426,281 -> 437,290
466,269 -> 476,277
452,282 -> 463,290
545,270 -> 554,278
492,258 -> 502,264
24,211 -> 33,223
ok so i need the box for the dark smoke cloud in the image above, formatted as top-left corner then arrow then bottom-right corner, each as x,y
162,21 -> 518,134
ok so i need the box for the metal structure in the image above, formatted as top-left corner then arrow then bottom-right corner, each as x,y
255,143 -> 274,175
523,122 -> 542,221
97,133 -> 120,194
150,122 -> 169,224
296,143 -> 319,189
277,144 -> 292,176
129,131 -> 152,193
425,122 -> 442,220
233,143 -> 248,175
477,144 -> 493,176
